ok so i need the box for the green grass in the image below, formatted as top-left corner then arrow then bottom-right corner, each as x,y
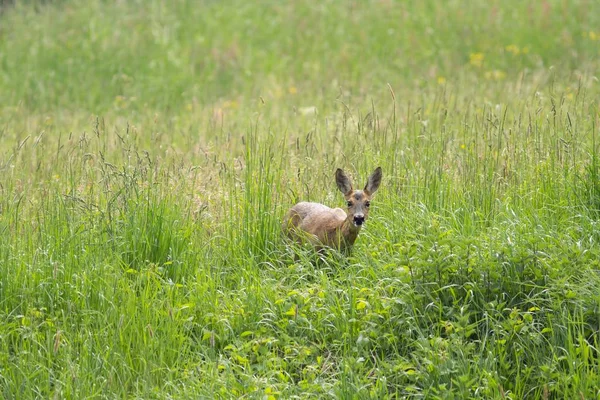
1,0 -> 600,398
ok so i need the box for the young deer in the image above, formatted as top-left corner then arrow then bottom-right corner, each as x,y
283,167 -> 382,252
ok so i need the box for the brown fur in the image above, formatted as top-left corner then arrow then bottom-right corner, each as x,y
282,167 -> 382,252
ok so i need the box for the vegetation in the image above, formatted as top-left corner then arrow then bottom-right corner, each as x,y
1,0 -> 600,398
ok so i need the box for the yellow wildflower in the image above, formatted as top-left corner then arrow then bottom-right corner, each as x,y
484,70 -> 506,80
505,44 -> 520,55
469,52 -> 484,67
223,100 -> 238,109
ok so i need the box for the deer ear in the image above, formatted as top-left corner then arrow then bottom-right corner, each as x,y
364,167 -> 382,194
335,169 -> 353,195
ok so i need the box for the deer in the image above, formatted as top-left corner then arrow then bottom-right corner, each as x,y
282,167 -> 382,253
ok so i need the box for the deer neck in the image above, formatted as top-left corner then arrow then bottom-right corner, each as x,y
341,215 -> 361,247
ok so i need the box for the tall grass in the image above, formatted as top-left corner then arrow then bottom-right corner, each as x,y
1,0 -> 600,398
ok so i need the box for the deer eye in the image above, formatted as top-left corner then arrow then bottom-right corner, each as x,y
365,201 -> 371,207
347,201 -> 353,207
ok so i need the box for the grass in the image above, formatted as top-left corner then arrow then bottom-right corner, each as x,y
1,0 -> 600,398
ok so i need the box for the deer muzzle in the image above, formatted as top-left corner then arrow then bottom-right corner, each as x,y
353,214 -> 365,226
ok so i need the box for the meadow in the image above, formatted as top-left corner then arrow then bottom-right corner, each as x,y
1,0 -> 600,398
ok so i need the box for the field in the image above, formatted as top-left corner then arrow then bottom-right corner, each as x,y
1,0 -> 600,398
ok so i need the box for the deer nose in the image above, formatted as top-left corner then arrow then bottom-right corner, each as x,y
353,214 -> 365,226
